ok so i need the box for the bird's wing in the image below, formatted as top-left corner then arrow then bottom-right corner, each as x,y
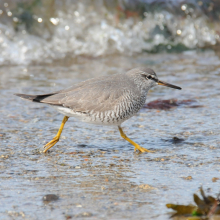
41,74 -> 137,113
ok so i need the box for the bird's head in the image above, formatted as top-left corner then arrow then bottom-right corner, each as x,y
127,67 -> 181,92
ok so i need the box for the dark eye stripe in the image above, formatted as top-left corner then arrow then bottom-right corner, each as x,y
147,75 -> 158,82
140,72 -> 158,82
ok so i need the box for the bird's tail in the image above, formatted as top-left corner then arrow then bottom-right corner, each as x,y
14,93 -> 55,103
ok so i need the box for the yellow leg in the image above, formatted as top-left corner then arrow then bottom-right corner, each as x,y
43,116 -> 69,153
118,126 -> 154,153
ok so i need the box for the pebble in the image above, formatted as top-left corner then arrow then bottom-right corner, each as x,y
43,194 -> 59,202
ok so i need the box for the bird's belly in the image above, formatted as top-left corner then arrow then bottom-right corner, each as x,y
52,106 -> 135,126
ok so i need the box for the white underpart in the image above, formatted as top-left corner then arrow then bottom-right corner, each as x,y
52,106 -> 126,126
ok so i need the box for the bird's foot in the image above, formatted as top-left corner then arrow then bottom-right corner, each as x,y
134,145 -> 155,153
118,126 -> 155,154
43,136 -> 59,153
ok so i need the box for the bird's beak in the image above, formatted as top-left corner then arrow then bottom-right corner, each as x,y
157,80 -> 182,90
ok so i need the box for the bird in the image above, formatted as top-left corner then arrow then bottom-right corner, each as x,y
15,67 -> 181,153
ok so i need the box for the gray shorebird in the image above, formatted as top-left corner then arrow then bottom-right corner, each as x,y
15,67 -> 181,153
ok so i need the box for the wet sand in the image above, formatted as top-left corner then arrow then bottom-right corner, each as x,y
0,52 -> 220,219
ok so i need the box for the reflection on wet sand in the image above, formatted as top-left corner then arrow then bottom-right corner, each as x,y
1,52 -> 220,219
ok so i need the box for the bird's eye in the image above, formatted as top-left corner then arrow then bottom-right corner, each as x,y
141,73 -> 155,81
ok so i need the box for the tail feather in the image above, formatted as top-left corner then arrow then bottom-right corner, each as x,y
14,93 -> 55,103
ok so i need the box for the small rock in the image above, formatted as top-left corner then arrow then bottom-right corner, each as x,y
212,177 -> 219,182
172,137 -> 184,144
59,163 -> 68,166
43,194 -> 59,202
31,118 -> 39,123
76,212 -> 93,217
1,155 -> 9,159
65,214 -> 73,219
182,176 -> 192,180
77,144 -> 87,148
138,184 -> 156,190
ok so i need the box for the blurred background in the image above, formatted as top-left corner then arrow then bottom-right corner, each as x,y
0,0 -> 220,65
1,1 -> 220,220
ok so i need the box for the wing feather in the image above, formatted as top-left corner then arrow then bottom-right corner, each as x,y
40,73 -> 137,113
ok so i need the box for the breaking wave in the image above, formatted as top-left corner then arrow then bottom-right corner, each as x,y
0,0 -> 219,65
